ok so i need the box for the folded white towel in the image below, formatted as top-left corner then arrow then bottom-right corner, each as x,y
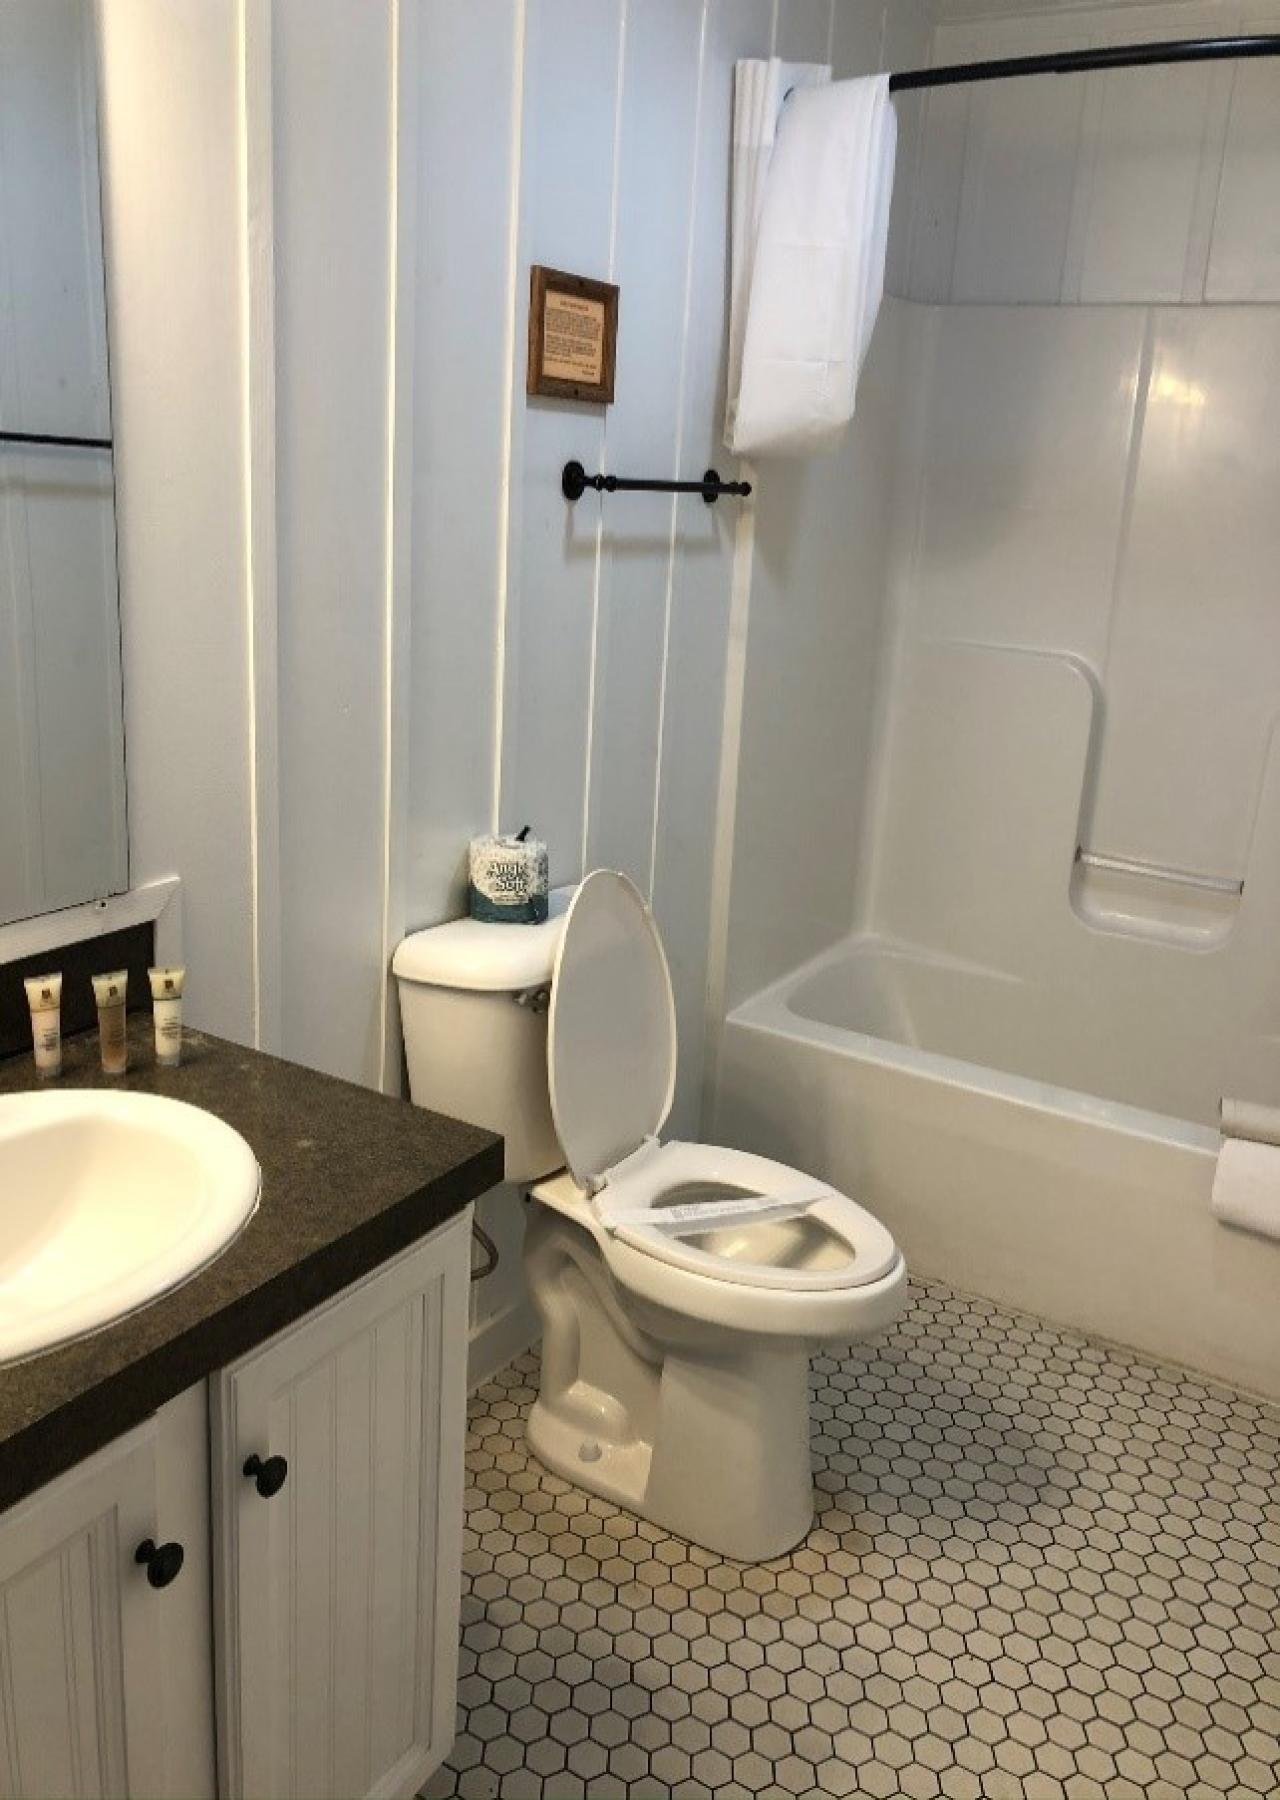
1211,1136 -> 1280,1242
726,69 -> 896,457
725,57 -> 830,448
1220,1096 -> 1280,1148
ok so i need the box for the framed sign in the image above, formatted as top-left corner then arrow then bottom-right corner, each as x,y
527,265 -> 618,405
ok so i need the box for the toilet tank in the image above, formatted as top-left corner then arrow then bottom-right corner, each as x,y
392,890 -> 572,1184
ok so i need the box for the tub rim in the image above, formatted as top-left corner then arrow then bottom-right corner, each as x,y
729,935 -> 1220,1159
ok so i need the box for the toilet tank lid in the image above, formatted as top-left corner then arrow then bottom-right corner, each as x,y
393,887 -> 574,992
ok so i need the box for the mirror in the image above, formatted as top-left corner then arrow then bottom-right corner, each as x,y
0,1 -> 126,926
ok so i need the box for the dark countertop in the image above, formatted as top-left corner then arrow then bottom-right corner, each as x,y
0,1019 -> 503,1510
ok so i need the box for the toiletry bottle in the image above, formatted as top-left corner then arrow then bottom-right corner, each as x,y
24,973 -> 63,1078
92,970 -> 129,1075
148,966 -> 186,1067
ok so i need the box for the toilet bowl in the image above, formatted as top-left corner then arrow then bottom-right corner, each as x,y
528,1144 -> 905,1560
394,870 -> 907,1560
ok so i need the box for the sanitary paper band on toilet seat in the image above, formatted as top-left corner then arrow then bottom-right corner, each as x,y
602,1181 -> 836,1239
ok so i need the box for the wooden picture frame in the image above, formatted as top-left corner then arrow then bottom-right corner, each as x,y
527,265 -> 619,405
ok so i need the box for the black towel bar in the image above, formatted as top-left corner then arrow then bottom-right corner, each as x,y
562,460 -> 751,505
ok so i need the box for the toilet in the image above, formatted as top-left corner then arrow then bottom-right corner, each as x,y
394,870 -> 906,1560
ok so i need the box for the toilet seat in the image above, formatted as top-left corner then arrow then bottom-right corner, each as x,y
541,871 -> 904,1327
593,1141 -> 899,1292
547,870 -> 677,1190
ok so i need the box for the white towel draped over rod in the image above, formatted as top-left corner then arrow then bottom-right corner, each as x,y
721,35 -> 1280,465
725,65 -> 895,458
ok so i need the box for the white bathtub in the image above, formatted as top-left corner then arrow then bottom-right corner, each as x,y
716,937 -> 1280,1399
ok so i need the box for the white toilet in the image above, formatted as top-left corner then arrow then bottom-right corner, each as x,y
394,870 -> 906,1560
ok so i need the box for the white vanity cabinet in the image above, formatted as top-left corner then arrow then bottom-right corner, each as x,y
0,1422 -> 172,1800
212,1220 -> 470,1800
0,1213 -> 471,1800
0,1376 -> 215,1800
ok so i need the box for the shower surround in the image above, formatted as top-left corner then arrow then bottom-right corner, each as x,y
714,0 -> 1280,1395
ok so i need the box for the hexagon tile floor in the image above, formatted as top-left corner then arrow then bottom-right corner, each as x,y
422,1278 -> 1280,1800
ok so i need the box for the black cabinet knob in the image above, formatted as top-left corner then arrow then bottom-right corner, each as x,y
243,1452 -> 288,1498
135,1538 -> 184,1589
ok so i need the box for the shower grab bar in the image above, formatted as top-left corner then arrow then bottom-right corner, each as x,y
1075,849 -> 1243,897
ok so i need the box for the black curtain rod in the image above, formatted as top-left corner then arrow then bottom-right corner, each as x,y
888,33 -> 1280,92
0,429 -> 112,451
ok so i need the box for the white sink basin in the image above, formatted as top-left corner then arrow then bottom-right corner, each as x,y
0,1090 -> 260,1365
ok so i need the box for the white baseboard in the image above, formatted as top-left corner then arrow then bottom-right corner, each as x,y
468,1293 -> 539,1392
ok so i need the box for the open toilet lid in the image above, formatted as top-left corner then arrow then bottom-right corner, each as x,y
548,870 -> 677,1189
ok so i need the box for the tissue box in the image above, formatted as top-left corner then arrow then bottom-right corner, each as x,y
469,834 -> 550,924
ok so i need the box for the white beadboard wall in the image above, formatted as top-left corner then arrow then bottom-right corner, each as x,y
408,0 -> 920,1143
271,0 -> 398,1090
100,0 -> 402,1076
98,0 -> 258,1046
430,0 -> 931,1335
104,0 -> 926,1358
106,0 -> 1279,1093
104,0 -> 933,1105
408,0 -> 856,1352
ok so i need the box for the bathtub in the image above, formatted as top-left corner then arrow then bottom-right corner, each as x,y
716,937 -> 1280,1399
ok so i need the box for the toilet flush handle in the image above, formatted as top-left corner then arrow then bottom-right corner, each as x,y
512,985 -> 551,1015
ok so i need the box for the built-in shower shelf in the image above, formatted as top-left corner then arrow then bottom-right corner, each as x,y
1070,848 -> 1242,949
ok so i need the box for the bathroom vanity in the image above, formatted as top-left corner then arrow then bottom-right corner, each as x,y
0,1023 -> 502,1800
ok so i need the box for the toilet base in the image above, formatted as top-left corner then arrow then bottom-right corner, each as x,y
524,1209 -> 815,1561
529,1345 -> 814,1562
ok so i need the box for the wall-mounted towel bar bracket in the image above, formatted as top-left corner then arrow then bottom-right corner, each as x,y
562,460 -> 752,505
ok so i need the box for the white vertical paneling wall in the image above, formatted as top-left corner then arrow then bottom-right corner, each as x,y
409,0 -> 879,1144
406,0 -> 521,927
98,0 -> 258,1044
584,0 -> 709,893
102,0 -> 406,1088
105,0 -> 933,1093
406,0 -> 791,1343
271,0 -> 397,1089
107,0 -> 892,1363
652,0 -> 776,1138
497,0 -> 626,886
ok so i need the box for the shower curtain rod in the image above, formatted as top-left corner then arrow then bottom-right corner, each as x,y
887,33 -> 1280,92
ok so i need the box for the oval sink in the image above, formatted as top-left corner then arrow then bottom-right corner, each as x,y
0,1090 -> 260,1365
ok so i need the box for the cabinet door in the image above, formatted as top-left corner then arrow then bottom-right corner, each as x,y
0,1421 -> 170,1800
212,1218 -> 470,1800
